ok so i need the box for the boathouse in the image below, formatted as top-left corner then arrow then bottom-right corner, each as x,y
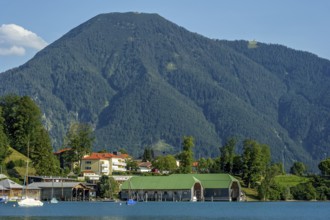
0,179 -> 23,201
120,174 -> 241,202
28,182 -> 95,201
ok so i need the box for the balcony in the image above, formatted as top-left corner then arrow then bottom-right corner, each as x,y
112,162 -> 126,166
112,166 -> 126,172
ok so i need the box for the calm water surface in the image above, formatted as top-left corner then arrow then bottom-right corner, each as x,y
1,201 -> 329,220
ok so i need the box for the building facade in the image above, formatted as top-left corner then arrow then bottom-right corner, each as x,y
120,174 -> 242,202
28,181 -> 94,201
81,152 -> 128,180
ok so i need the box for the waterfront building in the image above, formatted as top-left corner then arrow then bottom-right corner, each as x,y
120,174 -> 241,202
0,179 -> 23,201
28,181 -> 94,201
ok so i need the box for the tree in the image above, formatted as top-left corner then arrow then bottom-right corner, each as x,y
232,155 -> 243,175
258,164 -> 282,201
142,147 -> 154,162
125,158 -> 139,172
97,175 -> 119,199
118,148 -> 128,155
291,182 -> 316,200
64,122 -> 94,173
209,157 -> 221,173
318,158 -> 330,176
0,95 -> 42,155
30,126 -> 60,175
290,161 -> 306,176
242,139 -> 271,188
197,157 -> 213,173
152,155 -> 177,173
179,136 -> 194,174
0,106 -> 10,164
219,138 -> 236,173
0,95 -> 59,175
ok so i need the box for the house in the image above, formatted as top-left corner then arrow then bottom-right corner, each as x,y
120,174 -> 241,202
80,152 -> 129,180
137,161 -> 152,173
28,181 -> 95,201
0,184 -> 9,201
0,179 -> 23,201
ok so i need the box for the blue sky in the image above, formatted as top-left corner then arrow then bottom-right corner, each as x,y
1,0 -> 329,72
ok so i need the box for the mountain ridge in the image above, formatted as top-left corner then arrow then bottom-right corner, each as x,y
1,12 -> 329,171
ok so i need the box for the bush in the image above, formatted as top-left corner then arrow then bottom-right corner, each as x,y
291,182 -> 316,200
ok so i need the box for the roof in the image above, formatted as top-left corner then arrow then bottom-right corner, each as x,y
138,161 -> 152,168
28,176 -> 77,182
0,179 -> 23,189
120,174 -> 240,190
173,174 -> 239,189
82,152 -> 129,160
54,148 -> 72,155
121,175 -> 201,190
0,185 -> 8,190
28,181 -> 90,189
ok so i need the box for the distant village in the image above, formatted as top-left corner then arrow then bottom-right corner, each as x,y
0,149 -> 244,203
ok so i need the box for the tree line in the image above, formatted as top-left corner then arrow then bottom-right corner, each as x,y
0,95 -> 94,179
1,94 -> 329,200
137,137 -> 330,201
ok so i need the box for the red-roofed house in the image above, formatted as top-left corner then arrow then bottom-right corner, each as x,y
80,152 -> 129,180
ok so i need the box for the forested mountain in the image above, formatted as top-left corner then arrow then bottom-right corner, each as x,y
0,12 -> 329,171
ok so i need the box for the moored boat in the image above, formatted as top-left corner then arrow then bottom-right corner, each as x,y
18,197 -> 43,207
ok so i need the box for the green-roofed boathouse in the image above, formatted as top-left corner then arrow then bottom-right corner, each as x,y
120,174 -> 241,202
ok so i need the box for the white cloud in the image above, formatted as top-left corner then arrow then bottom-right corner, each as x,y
0,24 -> 48,56
0,46 -> 25,56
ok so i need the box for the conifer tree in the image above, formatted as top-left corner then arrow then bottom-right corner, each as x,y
179,136 -> 194,174
64,122 -> 94,173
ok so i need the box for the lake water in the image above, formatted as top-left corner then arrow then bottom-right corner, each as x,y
0,201 -> 329,220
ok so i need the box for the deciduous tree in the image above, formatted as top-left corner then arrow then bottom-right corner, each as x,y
0,95 -> 59,175
318,158 -> 330,176
290,161 -> 306,176
242,139 -> 270,188
152,155 -> 177,173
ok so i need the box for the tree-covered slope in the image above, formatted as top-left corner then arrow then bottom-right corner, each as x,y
0,12 -> 329,170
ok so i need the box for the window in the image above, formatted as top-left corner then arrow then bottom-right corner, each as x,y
85,166 -> 91,170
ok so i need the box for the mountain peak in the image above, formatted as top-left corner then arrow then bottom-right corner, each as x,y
1,12 -> 329,171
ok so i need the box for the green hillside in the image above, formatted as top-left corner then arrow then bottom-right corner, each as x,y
3,147 -> 36,182
0,12 -> 329,171
275,175 -> 309,188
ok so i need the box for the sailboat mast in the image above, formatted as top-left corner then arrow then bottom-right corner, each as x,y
24,139 -> 30,198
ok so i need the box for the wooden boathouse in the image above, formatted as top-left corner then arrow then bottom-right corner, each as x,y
28,182 -> 94,201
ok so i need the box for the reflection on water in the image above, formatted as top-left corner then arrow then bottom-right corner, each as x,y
1,201 -> 330,220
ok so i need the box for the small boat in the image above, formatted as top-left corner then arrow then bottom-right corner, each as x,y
18,197 -> 43,207
50,197 -> 58,204
126,198 -> 137,205
50,179 -> 58,203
